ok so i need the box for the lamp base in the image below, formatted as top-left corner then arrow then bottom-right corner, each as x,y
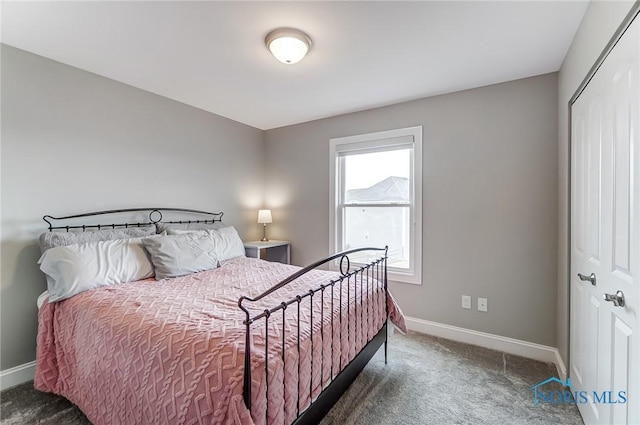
261,237 -> 269,242
261,224 -> 269,242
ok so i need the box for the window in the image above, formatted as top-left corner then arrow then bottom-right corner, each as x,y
330,126 -> 422,284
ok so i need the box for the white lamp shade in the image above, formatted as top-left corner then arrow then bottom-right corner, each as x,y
257,209 -> 273,224
265,28 -> 312,65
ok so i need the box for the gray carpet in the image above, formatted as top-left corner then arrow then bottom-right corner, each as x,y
1,331 -> 583,425
320,331 -> 583,425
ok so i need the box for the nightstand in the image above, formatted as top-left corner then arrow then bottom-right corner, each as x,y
244,240 -> 290,265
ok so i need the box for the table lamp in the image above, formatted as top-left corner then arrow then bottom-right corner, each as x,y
258,209 -> 273,241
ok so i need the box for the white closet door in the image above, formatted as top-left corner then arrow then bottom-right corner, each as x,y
570,15 -> 639,425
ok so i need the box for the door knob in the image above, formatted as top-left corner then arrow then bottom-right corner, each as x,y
603,290 -> 625,307
577,272 -> 596,286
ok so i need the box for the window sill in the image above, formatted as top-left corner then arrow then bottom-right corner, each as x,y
388,270 -> 421,285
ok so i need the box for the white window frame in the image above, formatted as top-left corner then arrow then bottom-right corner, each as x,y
329,126 -> 422,285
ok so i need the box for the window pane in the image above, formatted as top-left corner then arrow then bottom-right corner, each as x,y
343,205 -> 410,270
344,149 -> 410,204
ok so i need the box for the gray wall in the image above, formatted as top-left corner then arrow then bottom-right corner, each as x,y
0,45 -> 264,370
265,74 -> 559,346
556,0 -> 636,366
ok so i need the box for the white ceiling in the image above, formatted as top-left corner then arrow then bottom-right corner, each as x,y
2,1 -> 588,130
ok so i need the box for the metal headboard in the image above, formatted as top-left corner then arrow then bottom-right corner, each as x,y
43,207 -> 224,232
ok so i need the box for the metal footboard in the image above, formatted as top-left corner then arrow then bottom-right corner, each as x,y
238,246 -> 389,424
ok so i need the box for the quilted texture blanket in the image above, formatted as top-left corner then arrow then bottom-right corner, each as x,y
35,257 -> 406,425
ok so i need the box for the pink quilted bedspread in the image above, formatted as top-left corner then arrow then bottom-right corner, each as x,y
35,257 -> 406,425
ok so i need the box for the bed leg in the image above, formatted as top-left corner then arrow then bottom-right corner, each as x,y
384,324 -> 388,365
383,248 -> 389,366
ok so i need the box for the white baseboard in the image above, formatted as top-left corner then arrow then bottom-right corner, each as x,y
554,348 -> 568,381
0,361 -> 36,391
405,317 -> 567,381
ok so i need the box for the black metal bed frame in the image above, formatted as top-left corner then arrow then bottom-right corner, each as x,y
42,208 -> 390,425
43,207 -> 223,232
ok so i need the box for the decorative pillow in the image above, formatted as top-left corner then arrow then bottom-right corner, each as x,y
38,237 -> 155,303
155,221 -> 226,234
142,233 -> 218,280
209,226 -> 246,262
166,226 -> 245,262
39,226 -> 156,254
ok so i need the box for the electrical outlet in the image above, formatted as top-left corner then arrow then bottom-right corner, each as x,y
478,297 -> 488,312
462,295 -> 471,309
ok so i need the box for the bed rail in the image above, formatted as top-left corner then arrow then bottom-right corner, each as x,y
238,246 -> 389,424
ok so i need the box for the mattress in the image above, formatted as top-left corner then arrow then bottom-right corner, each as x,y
37,291 -> 49,309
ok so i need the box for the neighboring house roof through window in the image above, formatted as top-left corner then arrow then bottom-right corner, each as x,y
345,176 -> 409,203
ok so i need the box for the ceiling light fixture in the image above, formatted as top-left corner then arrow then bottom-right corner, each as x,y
265,28 -> 312,65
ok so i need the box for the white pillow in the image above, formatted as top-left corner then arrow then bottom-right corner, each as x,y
209,226 -> 246,262
142,232 -> 218,279
38,237 -> 154,302
39,226 -> 156,254
166,229 -> 204,236
169,226 -> 246,262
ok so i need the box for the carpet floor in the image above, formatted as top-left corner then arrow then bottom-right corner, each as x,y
1,331 -> 583,424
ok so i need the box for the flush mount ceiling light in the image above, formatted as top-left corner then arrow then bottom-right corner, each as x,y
265,28 -> 312,65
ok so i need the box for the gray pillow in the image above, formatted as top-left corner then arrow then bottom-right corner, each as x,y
142,233 -> 218,280
39,226 -> 156,254
168,226 -> 245,262
155,222 -> 226,234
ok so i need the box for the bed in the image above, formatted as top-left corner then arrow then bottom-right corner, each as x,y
34,208 -> 406,425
